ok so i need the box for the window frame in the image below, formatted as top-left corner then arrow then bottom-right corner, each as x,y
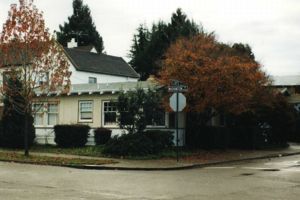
33,102 -> 59,127
47,103 -> 59,126
102,100 -> 118,128
146,111 -> 167,128
88,77 -> 97,84
33,103 -> 45,127
78,100 -> 94,123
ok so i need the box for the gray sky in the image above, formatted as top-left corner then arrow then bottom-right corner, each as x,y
1,0 -> 300,76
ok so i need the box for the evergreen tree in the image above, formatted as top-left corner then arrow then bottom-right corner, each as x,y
129,8 -> 201,80
56,0 -> 104,53
129,25 -> 151,80
232,43 -> 255,60
0,78 -> 35,148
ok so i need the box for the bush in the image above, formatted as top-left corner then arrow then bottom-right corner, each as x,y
94,127 -> 112,145
229,126 -> 269,149
144,130 -> 174,153
0,115 -> 36,148
103,131 -> 173,156
54,124 -> 90,148
186,126 -> 230,149
0,77 -> 35,148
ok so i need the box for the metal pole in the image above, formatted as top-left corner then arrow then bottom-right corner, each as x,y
176,89 -> 179,162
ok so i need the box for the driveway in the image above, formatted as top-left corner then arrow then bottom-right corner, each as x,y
0,154 -> 300,200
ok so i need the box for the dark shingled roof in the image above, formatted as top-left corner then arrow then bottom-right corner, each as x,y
64,47 -> 140,78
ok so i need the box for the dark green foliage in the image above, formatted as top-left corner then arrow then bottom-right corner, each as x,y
0,78 -> 35,148
56,0 -> 104,53
186,91 -> 295,149
94,127 -> 112,145
129,8 -> 201,80
231,94 -> 296,147
186,124 -> 231,150
117,88 -> 162,134
229,126 -> 269,149
54,124 -> 90,148
103,131 -> 173,156
144,130 -> 174,152
232,43 -> 255,60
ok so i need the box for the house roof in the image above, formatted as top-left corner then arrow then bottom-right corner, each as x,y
64,47 -> 140,79
271,75 -> 300,86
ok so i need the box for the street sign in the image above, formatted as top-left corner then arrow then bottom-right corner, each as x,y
168,79 -> 188,162
169,93 -> 186,112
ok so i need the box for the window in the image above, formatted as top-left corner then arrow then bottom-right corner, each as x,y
33,103 -> 44,126
147,109 -> 166,127
168,112 -> 176,128
88,77 -> 97,84
47,103 -> 58,125
79,101 -> 93,122
33,102 -> 59,126
103,101 -> 117,126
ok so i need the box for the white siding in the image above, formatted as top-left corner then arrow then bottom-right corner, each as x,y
69,63 -> 138,84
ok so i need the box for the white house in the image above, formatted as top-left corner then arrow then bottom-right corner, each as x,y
25,40 -> 186,146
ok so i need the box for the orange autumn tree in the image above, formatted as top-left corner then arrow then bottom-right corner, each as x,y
159,33 -> 270,122
0,0 -> 71,156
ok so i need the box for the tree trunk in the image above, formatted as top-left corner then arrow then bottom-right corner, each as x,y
24,113 -> 29,157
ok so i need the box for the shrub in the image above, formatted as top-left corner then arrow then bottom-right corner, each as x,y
0,77 -> 35,148
0,114 -> 35,148
94,127 -> 112,145
103,131 -> 173,156
186,126 -> 230,149
54,124 -> 90,148
144,130 -> 173,153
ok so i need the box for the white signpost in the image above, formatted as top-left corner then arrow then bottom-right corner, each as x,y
168,80 -> 188,162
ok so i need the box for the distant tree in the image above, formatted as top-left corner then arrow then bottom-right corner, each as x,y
0,0 -> 71,156
129,8 -> 200,80
159,33 -> 269,123
56,0 -> 104,53
129,25 -> 151,80
232,43 -> 255,60
116,88 -> 162,134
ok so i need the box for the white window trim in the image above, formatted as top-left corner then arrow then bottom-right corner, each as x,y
47,103 -> 59,127
102,100 -> 118,128
33,102 -> 59,127
79,100 -> 93,123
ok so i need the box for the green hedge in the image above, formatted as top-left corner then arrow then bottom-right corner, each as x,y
54,124 -> 90,148
103,130 -> 173,156
94,127 -> 112,145
0,116 -> 36,148
186,126 -> 230,149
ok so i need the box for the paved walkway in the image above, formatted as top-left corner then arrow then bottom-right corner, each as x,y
1,143 -> 300,170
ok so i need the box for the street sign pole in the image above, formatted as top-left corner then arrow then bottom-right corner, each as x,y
176,90 -> 179,162
168,80 -> 188,163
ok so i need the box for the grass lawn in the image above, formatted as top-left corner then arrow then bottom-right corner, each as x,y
30,145 -> 105,157
0,151 -> 116,166
0,145 -> 197,160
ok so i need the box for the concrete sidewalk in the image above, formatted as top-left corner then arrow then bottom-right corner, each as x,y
1,143 -> 300,170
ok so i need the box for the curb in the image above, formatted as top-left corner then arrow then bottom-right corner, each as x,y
67,151 -> 300,171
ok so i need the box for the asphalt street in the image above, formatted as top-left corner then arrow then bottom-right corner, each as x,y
0,155 -> 300,200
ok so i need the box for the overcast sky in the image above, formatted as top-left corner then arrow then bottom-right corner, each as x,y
0,0 -> 300,76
